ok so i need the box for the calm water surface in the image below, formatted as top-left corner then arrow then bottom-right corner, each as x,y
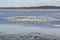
0,9 -> 60,28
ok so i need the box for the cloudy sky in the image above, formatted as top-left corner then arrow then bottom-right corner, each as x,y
0,0 -> 60,7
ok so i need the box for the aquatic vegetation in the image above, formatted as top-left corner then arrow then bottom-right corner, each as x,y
0,32 -> 60,40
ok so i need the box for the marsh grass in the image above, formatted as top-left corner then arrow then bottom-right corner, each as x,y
0,32 -> 60,40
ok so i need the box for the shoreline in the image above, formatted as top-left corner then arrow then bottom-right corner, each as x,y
0,9 -> 60,11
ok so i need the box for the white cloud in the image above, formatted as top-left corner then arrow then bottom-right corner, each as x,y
0,0 -> 60,7
16,0 -> 35,4
15,0 -> 60,4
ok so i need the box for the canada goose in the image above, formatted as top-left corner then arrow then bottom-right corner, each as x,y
4,16 -> 59,22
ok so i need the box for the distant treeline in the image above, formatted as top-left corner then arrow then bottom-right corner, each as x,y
0,6 -> 60,9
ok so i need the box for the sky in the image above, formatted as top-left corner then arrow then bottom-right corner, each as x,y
0,0 -> 60,7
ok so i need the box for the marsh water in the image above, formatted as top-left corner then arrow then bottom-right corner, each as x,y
0,9 -> 60,35
0,9 -> 60,27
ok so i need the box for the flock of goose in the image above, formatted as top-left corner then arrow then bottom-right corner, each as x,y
4,16 -> 59,22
